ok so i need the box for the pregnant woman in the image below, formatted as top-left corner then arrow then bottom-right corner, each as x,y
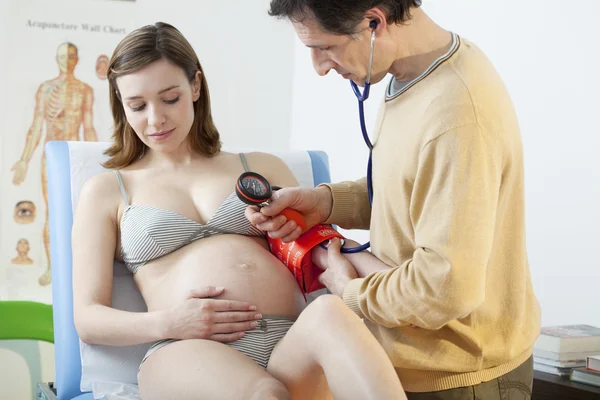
72,22 -> 406,400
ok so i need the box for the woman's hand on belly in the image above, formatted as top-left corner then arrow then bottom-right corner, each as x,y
162,286 -> 263,342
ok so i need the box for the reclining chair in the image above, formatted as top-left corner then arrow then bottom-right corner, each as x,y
40,140 -> 331,400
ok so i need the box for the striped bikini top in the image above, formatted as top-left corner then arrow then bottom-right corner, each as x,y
115,153 -> 264,274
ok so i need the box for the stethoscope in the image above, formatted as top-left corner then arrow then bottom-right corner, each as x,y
339,19 -> 378,253
237,20 -> 377,254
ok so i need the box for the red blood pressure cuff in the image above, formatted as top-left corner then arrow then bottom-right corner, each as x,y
267,224 -> 345,294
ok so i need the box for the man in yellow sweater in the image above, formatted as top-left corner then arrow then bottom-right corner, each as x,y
247,0 -> 541,398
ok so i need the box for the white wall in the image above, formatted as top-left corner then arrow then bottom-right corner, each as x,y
289,0 -> 600,328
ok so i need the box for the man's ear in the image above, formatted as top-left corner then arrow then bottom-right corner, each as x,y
192,70 -> 202,101
364,7 -> 388,32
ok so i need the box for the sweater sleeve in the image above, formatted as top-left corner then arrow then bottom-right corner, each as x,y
319,177 -> 371,230
343,123 -> 502,330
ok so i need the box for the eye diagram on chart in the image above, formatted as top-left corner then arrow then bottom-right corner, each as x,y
10,42 -> 98,286
13,201 -> 37,224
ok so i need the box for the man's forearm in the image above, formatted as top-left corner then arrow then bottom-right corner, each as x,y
321,177 -> 371,230
315,185 -> 334,223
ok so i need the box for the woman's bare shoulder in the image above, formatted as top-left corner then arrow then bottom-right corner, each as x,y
77,170 -> 123,216
240,152 -> 299,187
81,170 -> 120,194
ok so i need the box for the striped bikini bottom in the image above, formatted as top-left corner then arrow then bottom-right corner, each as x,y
140,315 -> 296,369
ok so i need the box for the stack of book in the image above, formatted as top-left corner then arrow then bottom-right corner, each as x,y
533,324 -> 600,377
570,355 -> 600,387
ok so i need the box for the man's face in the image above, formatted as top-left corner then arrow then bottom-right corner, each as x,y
57,44 -> 79,74
292,17 -> 389,86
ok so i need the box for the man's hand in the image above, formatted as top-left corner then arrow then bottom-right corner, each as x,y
313,236 -> 391,279
313,238 -> 358,297
245,185 -> 333,242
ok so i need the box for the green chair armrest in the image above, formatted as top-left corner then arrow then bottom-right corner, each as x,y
0,301 -> 54,343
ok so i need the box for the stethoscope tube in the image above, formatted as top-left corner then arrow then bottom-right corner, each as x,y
324,25 -> 376,254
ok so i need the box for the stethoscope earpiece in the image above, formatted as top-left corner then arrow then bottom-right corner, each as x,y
369,20 -> 378,30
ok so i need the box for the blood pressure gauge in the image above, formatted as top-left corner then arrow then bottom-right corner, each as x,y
236,172 -> 306,231
236,172 -> 274,206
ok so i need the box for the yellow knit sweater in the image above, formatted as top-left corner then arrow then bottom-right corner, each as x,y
324,35 -> 541,393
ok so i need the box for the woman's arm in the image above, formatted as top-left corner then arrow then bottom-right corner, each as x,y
72,172 -> 169,346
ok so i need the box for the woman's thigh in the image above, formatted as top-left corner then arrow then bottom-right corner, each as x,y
267,295 -> 405,400
266,295 -> 367,400
138,338 -> 289,400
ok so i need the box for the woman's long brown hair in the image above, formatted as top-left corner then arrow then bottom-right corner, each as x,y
102,22 -> 221,169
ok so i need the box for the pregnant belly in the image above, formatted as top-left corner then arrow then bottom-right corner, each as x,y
134,234 -> 307,317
